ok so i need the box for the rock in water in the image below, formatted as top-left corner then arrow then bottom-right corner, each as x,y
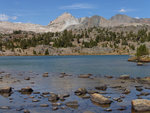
95,85 -> 107,91
137,62 -> 143,66
119,75 -> 130,79
78,74 -> 92,78
75,88 -> 87,96
24,77 -> 30,80
65,101 -> 79,108
132,99 -> 150,112
20,87 -> 33,93
90,93 -> 112,104
48,93 -> 59,102
0,87 -> 12,93
42,72 -> 49,77
40,104 -> 49,107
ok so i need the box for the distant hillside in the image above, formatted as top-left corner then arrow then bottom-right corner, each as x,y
0,12 -> 150,33
0,26 -> 150,56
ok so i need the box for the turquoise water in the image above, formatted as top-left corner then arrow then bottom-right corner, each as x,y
0,55 -> 149,77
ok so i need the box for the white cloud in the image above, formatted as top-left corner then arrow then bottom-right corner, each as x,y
118,8 -> 136,13
60,3 -> 94,10
135,17 -> 140,19
0,14 -> 17,21
119,9 -> 127,13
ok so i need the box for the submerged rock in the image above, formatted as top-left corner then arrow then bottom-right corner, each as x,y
90,93 -> 112,104
122,89 -> 131,94
83,111 -> 95,113
104,108 -> 112,112
137,62 -> 144,66
32,99 -> 40,102
136,87 -> 143,92
0,106 -> 11,109
117,106 -> 127,111
139,92 -> 150,96
58,93 -> 70,101
0,87 -> 12,93
24,109 -> 30,113
75,88 -> 87,96
42,72 -> 49,77
40,104 -> 49,107
24,77 -> 30,80
95,85 -> 107,91
65,101 -> 79,108
59,73 -> 72,78
52,106 -> 58,111
132,99 -> 150,112
19,87 -> 33,93
51,103 -> 61,106
48,93 -> 59,102
119,75 -> 130,79
78,74 -> 92,78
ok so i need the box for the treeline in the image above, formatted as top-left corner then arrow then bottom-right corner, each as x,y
0,27 -> 150,51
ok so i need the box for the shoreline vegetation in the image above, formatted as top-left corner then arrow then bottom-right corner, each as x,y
0,26 -> 150,56
0,71 -> 150,113
128,44 -> 150,63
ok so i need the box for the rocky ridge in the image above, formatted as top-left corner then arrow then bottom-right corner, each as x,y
0,13 -> 150,33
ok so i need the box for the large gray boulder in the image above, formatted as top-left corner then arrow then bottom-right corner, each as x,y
132,99 -> 150,112
90,93 -> 112,104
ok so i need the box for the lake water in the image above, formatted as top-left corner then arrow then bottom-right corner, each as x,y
0,55 -> 149,77
0,55 -> 150,113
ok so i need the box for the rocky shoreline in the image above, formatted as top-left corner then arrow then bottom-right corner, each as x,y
128,56 -> 150,63
0,71 -> 150,113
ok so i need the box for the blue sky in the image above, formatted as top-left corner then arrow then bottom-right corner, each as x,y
0,0 -> 149,25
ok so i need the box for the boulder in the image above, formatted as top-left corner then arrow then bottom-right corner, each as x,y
75,88 -> 87,96
78,74 -> 92,78
0,87 -> 12,93
132,99 -> 150,112
119,75 -> 130,79
90,93 -> 112,104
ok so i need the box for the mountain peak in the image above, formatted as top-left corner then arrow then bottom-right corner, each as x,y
48,12 -> 79,32
61,12 -> 72,16
110,14 -> 134,23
